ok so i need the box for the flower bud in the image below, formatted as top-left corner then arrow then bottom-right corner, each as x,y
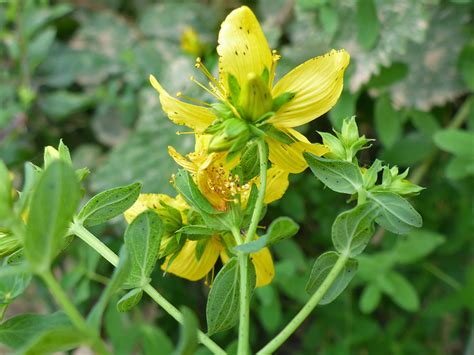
318,131 -> 346,160
341,116 -> 359,146
0,231 -> 20,258
239,72 -> 273,122
208,118 -> 250,153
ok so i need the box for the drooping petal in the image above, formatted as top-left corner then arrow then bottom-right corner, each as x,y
251,247 -> 275,287
267,129 -> 329,174
149,75 -> 215,132
161,238 -> 223,281
168,146 -> 198,173
217,6 -> 272,91
264,167 -> 289,204
269,49 -> 350,128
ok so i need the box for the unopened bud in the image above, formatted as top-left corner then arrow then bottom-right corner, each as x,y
239,72 -> 273,122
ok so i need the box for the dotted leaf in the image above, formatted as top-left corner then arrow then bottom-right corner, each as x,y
206,258 -> 256,335
304,153 -> 363,194
77,182 -> 142,226
305,251 -> 358,305
368,191 -> 422,234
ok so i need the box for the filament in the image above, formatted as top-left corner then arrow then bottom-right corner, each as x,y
176,91 -> 211,106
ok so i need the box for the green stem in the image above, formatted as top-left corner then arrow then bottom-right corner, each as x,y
257,253 -> 349,355
69,222 -> 226,355
238,138 -> 268,355
40,270 -> 108,354
245,139 -> 268,243
238,253 -> 250,355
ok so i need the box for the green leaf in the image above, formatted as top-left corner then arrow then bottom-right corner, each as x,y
0,161 -> 13,222
445,155 -> 474,180
77,182 -> 142,226
87,247 -> 131,330
319,5 -> 339,36
374,95 -> 401,149
367,62 -> 408,89
304,153 -> 364,194
234,217 -> 299,254
124,211 -> 163,288
240,141 -> 260,182
117,288 -> 143,312
19,326 -> 88,355
359,284 -> 381,314
458,42 -> 474,91
38,91 -> 94,121
24,161 -> 81,271
177,225 -> 216,236
393,230 -> 445,264
356,0 -> 380,50
0,312 -> 70,349
305,252 -> 358,305
380,271 -> 419,311
368,192 -> 422,234
0,270 -> 31,305
332,204 -> 378,257
206,257 -> 256,335
141,325 -> 174,355
175,307 -> 199,355
174,170 -> 219,215
433,129 -> 474,157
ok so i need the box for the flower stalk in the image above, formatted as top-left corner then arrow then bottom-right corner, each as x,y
257,253 -> 349,354
69,222 -> 226,355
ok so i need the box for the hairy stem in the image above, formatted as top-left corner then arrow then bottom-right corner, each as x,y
257,253 -> 349,354
40,270 -> 108,354
238,138 -> 269,355
69,222 -> 226,355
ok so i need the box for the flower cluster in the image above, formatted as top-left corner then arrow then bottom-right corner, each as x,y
125,6 -> 350,287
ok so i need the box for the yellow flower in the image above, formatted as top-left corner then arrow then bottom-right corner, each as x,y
168,134 -> 289,210
124,193 -> 275,287
150,6 -> 350,173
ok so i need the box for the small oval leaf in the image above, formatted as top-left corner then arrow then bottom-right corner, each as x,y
124,210 -> 163,288
305,251 -> 358,305
304,153 -> 363,194
77,182 -> 142,226
117,288 -> 143,312
206,258 -> 256,335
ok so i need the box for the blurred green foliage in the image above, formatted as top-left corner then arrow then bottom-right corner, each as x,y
0,0 -> 472,354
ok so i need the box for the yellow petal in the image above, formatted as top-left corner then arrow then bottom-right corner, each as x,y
168,146 -> 198,173
124,194 -> 171,223
217,6 -> 272,90
251,247 -> 275,287
149,75 -> 215,132
269,49 -> 350,128
267,129 -> 329,174
264,167 -> 289,204
161,238 -> 222,281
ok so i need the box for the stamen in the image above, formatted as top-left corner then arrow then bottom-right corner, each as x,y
270,49 -> 281,88
195,57 -> 224,94
190,76 -> 221,100
176,131 -> 194,135
176,91 -> 211,106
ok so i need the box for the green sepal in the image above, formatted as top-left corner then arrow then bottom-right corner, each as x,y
262,125 -> 295,144
227,73 -> 241,105
272,92 -> 295,112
